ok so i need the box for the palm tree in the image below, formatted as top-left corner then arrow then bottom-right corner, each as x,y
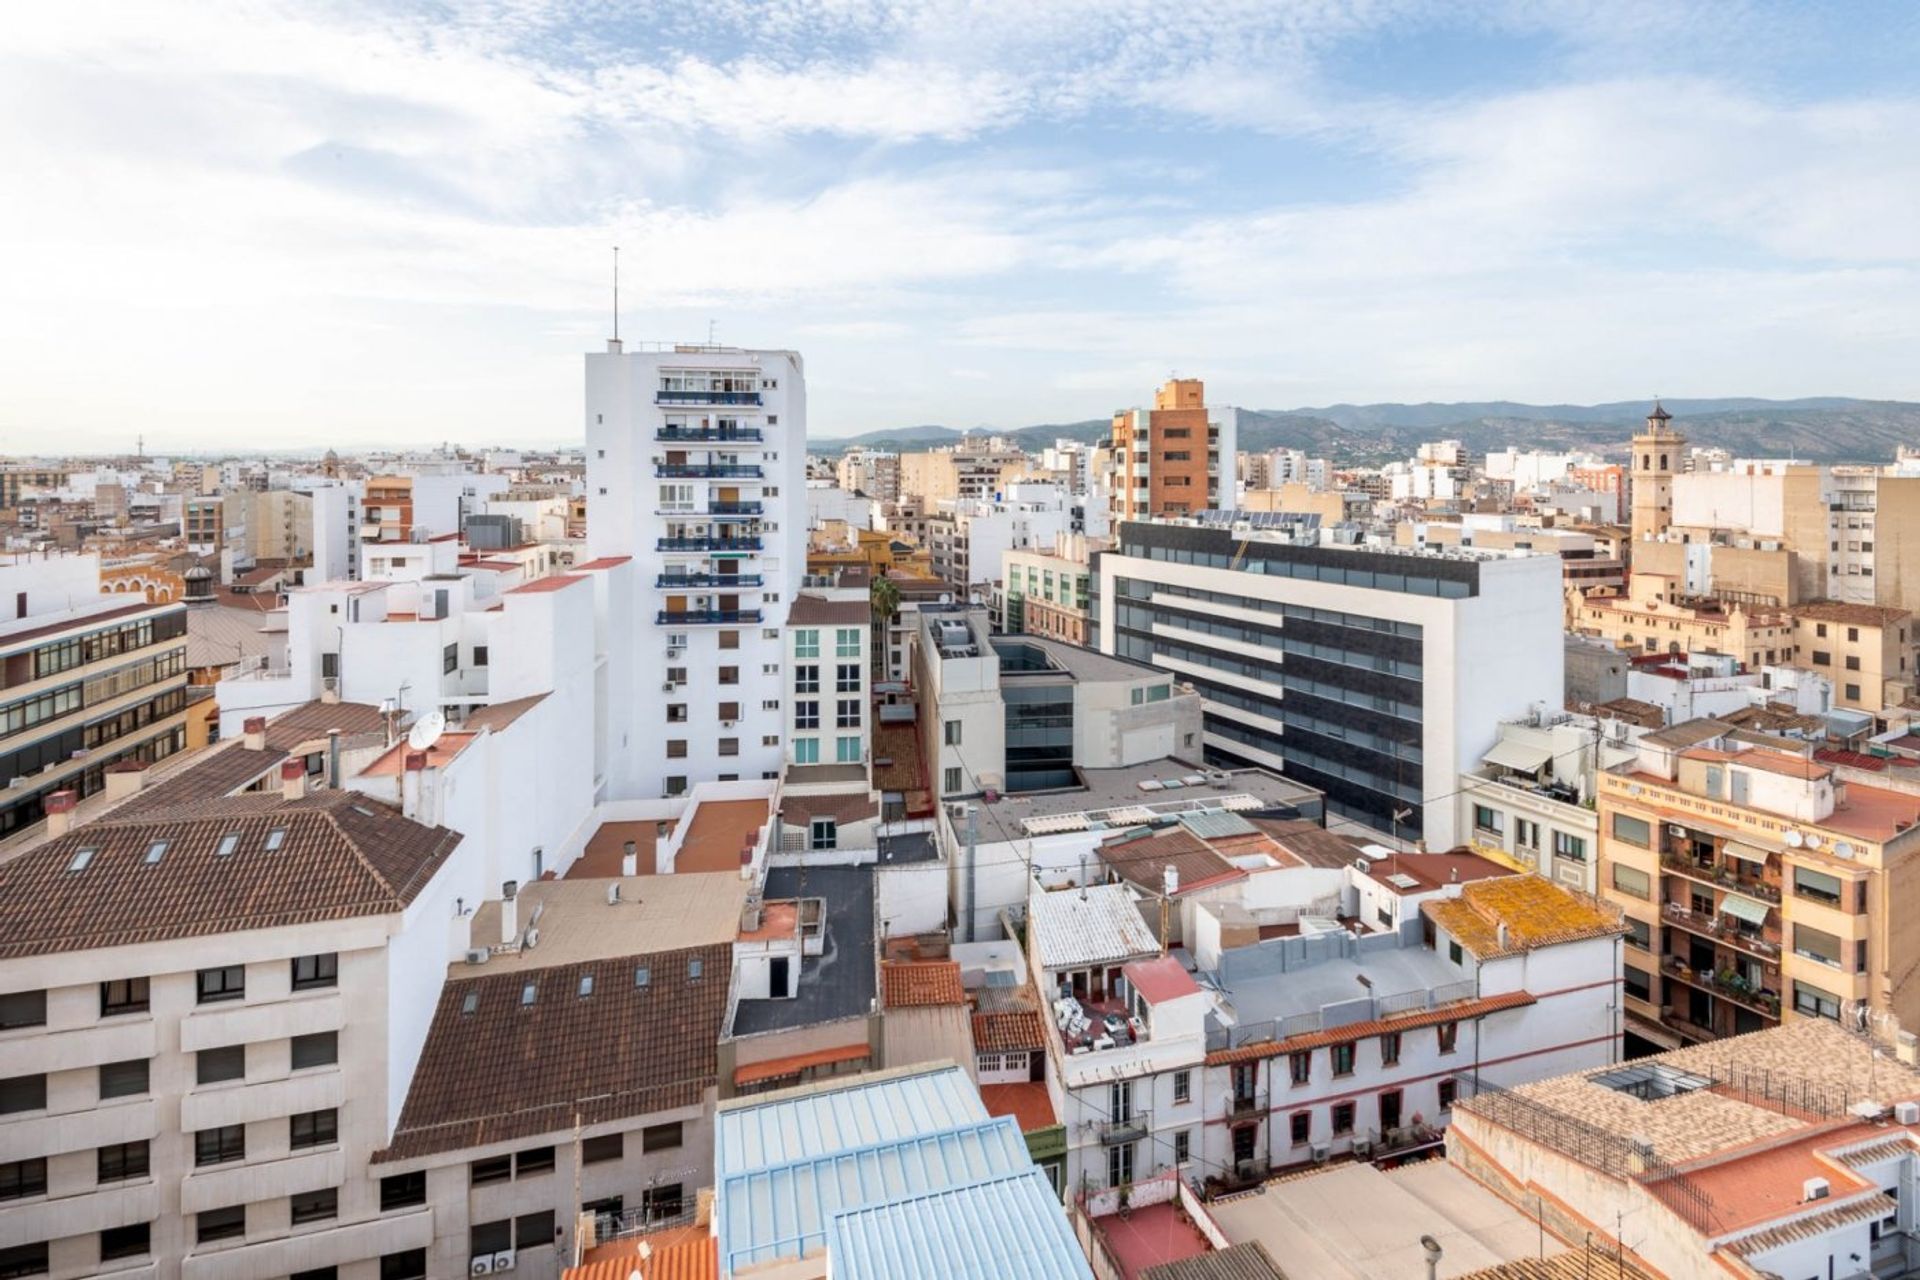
870,573 -> 900,679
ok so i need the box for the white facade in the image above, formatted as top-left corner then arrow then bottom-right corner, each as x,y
584,345 -> 807,798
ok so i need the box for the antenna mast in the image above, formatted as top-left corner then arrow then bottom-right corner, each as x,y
612,246 -> 620,343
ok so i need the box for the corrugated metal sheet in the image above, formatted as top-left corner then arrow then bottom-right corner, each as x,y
1028,882 -> 1162,969
715,1064 -> 987,1187
1180,810 -> 1256,840
719,1117 -> 1031,1270
828,1168 -> 1096,1280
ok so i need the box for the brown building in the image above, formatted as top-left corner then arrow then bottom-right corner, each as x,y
1109,378 -> 1222,522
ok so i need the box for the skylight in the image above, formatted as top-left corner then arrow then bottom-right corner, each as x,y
1591,1063 -> 1712,1101
215,834 -> 239,857
461,990 -> 478,1015
634,966 -> 651,988
688,957 -> 703,980
68,847 -> 96,872
263,828 -> 286,852
144,840 -> 168,864
520,981 -> 537,1006
578,974 -> 594,997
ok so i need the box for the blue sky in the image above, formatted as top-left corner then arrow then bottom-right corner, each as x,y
3,0 -> 1918,451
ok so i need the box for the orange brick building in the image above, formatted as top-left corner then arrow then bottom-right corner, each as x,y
1109,378 -> 1227,522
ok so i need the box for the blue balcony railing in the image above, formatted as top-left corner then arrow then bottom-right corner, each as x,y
655,390 -> 761,406
656,428 -> 762,444
656,609 -> 763,625
655,574 -> 764,589
709,502 -> 763,517
654,464 -> 764,479
656,537 -> 762,553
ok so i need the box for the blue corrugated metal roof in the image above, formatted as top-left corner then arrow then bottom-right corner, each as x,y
827,1168 -> 1096,1280
715,1063 -> 988,1186
719,1116 -> 1032,1271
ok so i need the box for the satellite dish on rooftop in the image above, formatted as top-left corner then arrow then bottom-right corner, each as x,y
407,710 -> 446,753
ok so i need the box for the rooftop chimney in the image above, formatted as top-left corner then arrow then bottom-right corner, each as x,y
44,790 -> 77,838
622,840 -> 638,878
401,750 -> 427,819
1496,922 -> 1510,951
501,880 -> 519,946
243,717 -> 267,751
281,758 -> 307,802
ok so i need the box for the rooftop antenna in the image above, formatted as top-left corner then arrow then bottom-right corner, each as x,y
608,246 -> 622,353
708,318 -> 717,346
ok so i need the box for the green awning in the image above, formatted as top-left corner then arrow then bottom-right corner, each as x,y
1721,895 -> 1770,925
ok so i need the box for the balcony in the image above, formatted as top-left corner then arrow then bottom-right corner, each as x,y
1662,900 -> 1781,962
1099,1109 -> 1152,1146
1660,952 -> 1781,1019
1224,1091 -> 1267,1121
1659,853 -> 1781,904
656,609 -> 763,626
656,574 -> 763,589
656,537 -> 761,554
655,389 -> 762,406
709,501 -> 763,517
656,427 -> 761,444
655,464 -> 765,479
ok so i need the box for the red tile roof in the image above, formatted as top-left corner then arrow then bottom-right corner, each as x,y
882,960 -> 965,1008
979,1082 -> 1058,1134
507,574 -> 586,594
1122,955 -> 1199,1004
573,556 -> 633,571
566,1234 -> 717,1280
733,1043 -> 870,1087
1097,827 -> 1245,895
972,1009 -> 1046,1054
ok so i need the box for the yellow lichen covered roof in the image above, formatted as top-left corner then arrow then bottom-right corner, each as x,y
1422,874 -> 1623,959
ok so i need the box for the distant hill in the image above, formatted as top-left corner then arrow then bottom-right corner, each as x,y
812,398 -> 1920,464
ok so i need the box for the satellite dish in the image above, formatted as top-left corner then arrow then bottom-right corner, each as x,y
1784,830 -> 1804,848
407,710 -> 446,753
1805,834 -> 1823,850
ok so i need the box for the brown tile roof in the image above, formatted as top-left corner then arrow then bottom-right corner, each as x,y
462,692 -> 549,733
1097,827 -> 1245,895
882,960 -> 965,1008
1142,1243 -> 1289,1280
1249,818 -> 1367,869
1455,1255 -> 1652,1280
261,699 -> 387,751
780,791 -> 878,828
1206,991 -> 1537,1066
1422,875 -> 1623,960
379,942 -> 731,1161
114,741 -> 284,817
0,790 -> 462,959
972,1008 -> 1046,1054
567,1233 -> 717,1280
1791,601 -> 1911,626
677,798 -> 771,873
978,1081 -> 1057,1134
786,595 -> 871,625
733,1042 -> 870,1087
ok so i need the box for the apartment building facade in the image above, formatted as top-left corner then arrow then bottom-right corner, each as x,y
1788,601 -> 1914,722
1,555 -> 190,840
1092,521 -> 1563,846
1001,541 -> 1094,645
1107,379 -> 1234,523
584,343 -> 807,799
1597,719 -> 1920,1053
782,593 -> 870,769
832,448 -> 899,502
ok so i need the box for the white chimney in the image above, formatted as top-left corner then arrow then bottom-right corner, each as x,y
242,716 -> 267,751
500,880 -> 518,945
103,762 -> 149,802
280,758 -> 307,802
621,840 -> 638,877
1163,864 -> 1179,897
1496,922 -> 1510,951
43,790 -> 77,838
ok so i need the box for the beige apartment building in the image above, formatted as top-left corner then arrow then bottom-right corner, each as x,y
1572,572 -> 1794,668
999,541 -> 1095,645
1597,718 -> 1920,1053
1788,601 -> 1915,721
832,448 -> 900,502
897,447 -> 1025,506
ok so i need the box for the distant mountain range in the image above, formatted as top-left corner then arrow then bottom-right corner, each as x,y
811,397 -> 1920,464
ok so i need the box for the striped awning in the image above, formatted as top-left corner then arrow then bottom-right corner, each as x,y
1721,894 -> 1770,925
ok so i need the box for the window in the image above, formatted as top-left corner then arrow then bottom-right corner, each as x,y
944,767 -> 963,794
470,1154 -> 512,1186
836,736 -> 861,763
0,1243 -> 46,1278
795,629 -> 819,658
1173,1129 -> 1191,1164
666,738 -> 689,759
1846,655 -> 1861,671
380,1250 -> 427,1280
195,1125 -> 245,1167
1624,917 -> 1651,951
100,1222 -> 149,1261
0,992 -> 43,1031
945,719 -> 963,746
1173,1070 -> 1192,1104
1379,1032 -> 1401,1066
1330,1043 -> 1354,1076
718,701 -> 741,721
1448,941 -> 1463,966
793,738 -> 819,764
292,1031 -> 338,1070
1438,1078 -> 1458,1111
0,1076 -> 44,1116
583,1133 -> 623,1164
836,698 -> 860,728
1611,864 -> 1651,899
0,1159 -> 44,1202
98,1141 -> 148,1183
290,1109 -> 338,1150
1290,1111 -> 1311,1145
1610,814 -> 1651,848
1437,1022 -> 1459,1054
197,1205 -> 245,1243
1794,924 -> 1843,968
796,664 -> 819,693
291,1187 -> 338,1224
197,965 -> 245,1004
1472,804 -> 1502,835
717,738 -> 739,757
516,1146 -> 555,1176
443,643 -> 458,674
473,645 -> 488,667
667,703 -> 687,722
516,1210 -> 557,1250
1331,1102 -> 1355,1135
1793,865 -> 1843,906
380,1171 -> 426,1211
836,628 -> 861,657
642,1183 -> 684,1221
100,977 -> 148,1016
1794,980 -> 1840,1021
471,1220 -> 512,1256
292,952 -> 338,990
643,1121 -> 683,1152
99,1058 -> 149,1099
1553,831 -> 1587,862
836,663 -> 860,692
809,818 -> 837,851
718,665 -> 739,686
795,700 -> 820,729
1289,1051 -> 1311,1085
1846,683 -> 1861,701
1624,966 -> 1652,1002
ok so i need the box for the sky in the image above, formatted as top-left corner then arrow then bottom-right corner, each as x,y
3,1 -> 1918,453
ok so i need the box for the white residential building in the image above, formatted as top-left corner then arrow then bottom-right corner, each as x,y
584,343 -> 807,798
782,591 -> 870,769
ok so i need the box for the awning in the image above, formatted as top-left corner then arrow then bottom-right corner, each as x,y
1483,739 -> 1552,774
732,1043 -> 870,1087
1720,895 -> 1770,925
1722,841 -> 1770,865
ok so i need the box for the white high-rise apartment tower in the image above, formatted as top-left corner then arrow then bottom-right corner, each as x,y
586,341 -> 807,797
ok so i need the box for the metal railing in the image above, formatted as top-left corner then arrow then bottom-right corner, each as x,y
655,390 -> 762,406
1659,954 -> 1781,1018
709,501 -> 763,516
655,464 -> 764,479
655,574 -> 764,589
1703,1061 -> 1853,1121
656,537 -> 761,553
656,609 -> 763,626
1099,1110 -> 1152,1146
1661,900 -> 1780,960
1659,853 -> 1781,903
1224,1091 -> 1267,1121
656,427 -> 762,443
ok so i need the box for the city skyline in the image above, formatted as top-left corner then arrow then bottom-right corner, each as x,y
5,1 -> 1919,452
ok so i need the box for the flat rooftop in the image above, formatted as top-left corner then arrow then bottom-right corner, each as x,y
993,634 -> 1167,685
727,864 -> 876,1038
995,760 -> 1322,832
465,871 -> 748,974
1217,934 -> 1463,1029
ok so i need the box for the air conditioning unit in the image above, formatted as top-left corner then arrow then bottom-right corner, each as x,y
1803,1177 -> 1830,1202
1234,1159 -> 1256,1180
491,1252 -> 517,1273
1351,1138 -> 1373,1158
464,948 -> 489,966
470,1259 -> 495,1277
1668,824 -> 1688,837
1897,1101 -> 1920,1125
661,682 -> 675,693
1310,1143 -> 1330,1164
667,648 -> 683,659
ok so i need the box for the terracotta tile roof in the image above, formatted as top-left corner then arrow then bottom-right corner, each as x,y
1455,1255 -> 1653,1280
1422,875 -> 1623,960
380,942 -> 731,1161
1097,827 -> 1245,895
462,692 -> 549,734
1206,991 -> 1536,1066
786,594 -> 871,625
972,1009 -> 1046,1054
1248,818 -> 1367,869
260,699 -> 386,750
676,799 -> 770,874
780,791 -> 878,828
978,1081 -> 1058,1134
1790,601 -> 1911,627
113,741 -> 285,818
572,555 -> 633,572
0,790 -> 461,959
732,1042 -> 870,1087
507,573 -> 586,594
566,1234 -> 717,1280
882,960 -> 965,1008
